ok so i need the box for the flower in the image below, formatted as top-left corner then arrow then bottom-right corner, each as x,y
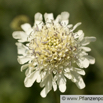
12,12 -> 96,98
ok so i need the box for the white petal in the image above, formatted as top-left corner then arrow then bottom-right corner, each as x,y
64,72 -> 72,79
36,72 -> 41,83
12,31 -> 24,39
44,13 -> 54,23
54,15 -> 61,23
85,37 -> 96,42
34,13 -> 43,30
75,76 -> 85,89
40,75 -> 52,98
21,23 -> 33,36
80,47 -> 91,52
35,12 -> 43,21
24,70 -> 39,87
74,30 -> 84,41
82,37 -> 96,46
81,58 -> 89,68
40,85 -> 52,98
60,12 -> 69,26
25,67 -> 35,76
52,74 -> 58,91
61,12 -> 69,20
71,22 -> 81,32
12,31 -> 28,42
17,56 -> 31,64
40,88 -> 47,98
41,71 -> 47,80
40,73 -> 49,87
16,43 -> 28,55
53,74 -> 58,81
52,80 -> 57,91
84,55 -> 95,64
64,67 -> 70,72
21,64 -> 29,72
59,83 -> 66,92
25,68 -> 30,76
78,51 -> 87,57
21,23 -> 32,32
74,68 -> 85,75
71,75 -> 77,82
71,71 -> 85,89
57,75 -> 66,92
67,24 -> 73,28
77,57 -> 89,68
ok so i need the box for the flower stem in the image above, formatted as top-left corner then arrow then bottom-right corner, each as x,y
53,91 -> 59,103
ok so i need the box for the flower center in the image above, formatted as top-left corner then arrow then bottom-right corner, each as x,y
29,25 -> 77,67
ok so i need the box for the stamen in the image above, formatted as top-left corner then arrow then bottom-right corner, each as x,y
42,41 -> 48,44
34,38 -> 39,47
35,24 -> 39,31
35,51 -> 42,55
44,49 -> 51,54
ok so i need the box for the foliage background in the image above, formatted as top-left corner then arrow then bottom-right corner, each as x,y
0,0 -> 103,103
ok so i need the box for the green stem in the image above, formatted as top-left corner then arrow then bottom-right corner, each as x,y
53,91 -> 59,103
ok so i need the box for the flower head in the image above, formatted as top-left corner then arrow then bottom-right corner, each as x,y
12,12 -> 96,97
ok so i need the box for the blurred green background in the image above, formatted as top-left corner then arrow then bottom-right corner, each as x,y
0,0 -> 103,103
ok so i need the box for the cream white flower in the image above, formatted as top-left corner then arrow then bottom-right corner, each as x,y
12,12 -> 96,98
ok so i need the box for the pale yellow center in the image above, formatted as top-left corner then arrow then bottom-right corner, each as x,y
29,25 -> 77,67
